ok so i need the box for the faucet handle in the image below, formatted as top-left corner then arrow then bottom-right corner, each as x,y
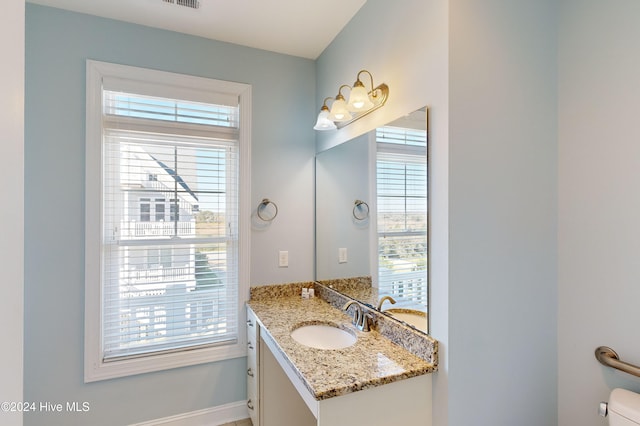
360,312 -> 374,332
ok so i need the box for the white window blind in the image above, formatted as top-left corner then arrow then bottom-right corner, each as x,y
103,90 -> 239,128
376,126 -> 428,307
102,132 -> 239,360
85,61 -> 250,381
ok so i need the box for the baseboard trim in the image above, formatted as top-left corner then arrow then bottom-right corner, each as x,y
129,400 -> 249,426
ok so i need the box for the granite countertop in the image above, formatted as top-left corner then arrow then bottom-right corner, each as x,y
247,295 -> 436,401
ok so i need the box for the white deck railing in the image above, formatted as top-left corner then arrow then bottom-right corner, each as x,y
130,221 -> 195,237
123,265 -> 193,284
114,285 -> 228,349
379,269 -> 427,304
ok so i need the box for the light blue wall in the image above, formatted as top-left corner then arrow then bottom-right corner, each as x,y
317,1 -> 558,425
448,1 -> 557,425
558,1 -> 640,425
24,4 -> 315,425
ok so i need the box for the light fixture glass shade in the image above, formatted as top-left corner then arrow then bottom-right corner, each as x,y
347,84 -> 374,112
328,98 -> 352,122
313,109 -> 337,131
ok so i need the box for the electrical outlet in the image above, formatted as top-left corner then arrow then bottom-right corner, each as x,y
338,247 -> 348,264
279,251 -> 289,267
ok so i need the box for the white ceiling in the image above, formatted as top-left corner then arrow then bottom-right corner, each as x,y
27,0 -> 366,59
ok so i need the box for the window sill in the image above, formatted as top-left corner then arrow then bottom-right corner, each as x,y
85,341 -> 247,383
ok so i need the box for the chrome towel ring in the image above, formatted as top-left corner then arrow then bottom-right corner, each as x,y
353,199 -> 369,220
257,198 -> 278,221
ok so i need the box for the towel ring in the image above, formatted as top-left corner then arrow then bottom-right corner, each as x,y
257,198 -> 278,221
353,199 -> 369,220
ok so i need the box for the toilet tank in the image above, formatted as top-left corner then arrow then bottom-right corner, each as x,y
609,389 -> 640,426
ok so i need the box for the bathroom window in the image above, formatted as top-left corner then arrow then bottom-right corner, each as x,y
85,61 -> 251,382
376,125 -> 428,308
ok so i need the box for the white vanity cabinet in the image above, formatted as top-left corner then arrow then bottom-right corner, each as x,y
246,307 -> 260,426
246,300 -> 434,426
260,329 -> 431,426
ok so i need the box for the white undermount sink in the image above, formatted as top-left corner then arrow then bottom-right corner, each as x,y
290,323 -> 357,350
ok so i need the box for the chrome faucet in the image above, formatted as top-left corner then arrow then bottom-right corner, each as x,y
377,295 -> 396,311
342,300 -> 373,332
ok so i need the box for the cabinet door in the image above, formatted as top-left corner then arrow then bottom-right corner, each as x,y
246,307 -> 259,425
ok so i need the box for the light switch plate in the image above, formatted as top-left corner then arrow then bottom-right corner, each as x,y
338,247 -> 347,264
279,250 -> 289,267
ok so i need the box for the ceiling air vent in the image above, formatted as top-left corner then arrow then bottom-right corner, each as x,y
162,0 -> 200,9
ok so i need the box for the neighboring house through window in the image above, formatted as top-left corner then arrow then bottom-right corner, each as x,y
85,61 -> 251,381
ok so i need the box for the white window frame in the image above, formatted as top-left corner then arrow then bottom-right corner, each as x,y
84,60 -> 251,382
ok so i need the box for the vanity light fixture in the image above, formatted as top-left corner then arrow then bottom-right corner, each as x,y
348,70 -> 376,111
327,86 -> 353,122
314,69 -> 389,131
313,97 -> 338,131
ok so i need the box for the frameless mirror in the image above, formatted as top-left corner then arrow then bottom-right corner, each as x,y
315,107 -> 429,333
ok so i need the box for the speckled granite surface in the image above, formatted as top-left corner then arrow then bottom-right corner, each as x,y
315,282 -> 437,363
247,284 -> 437,401
316,276 -> 378,308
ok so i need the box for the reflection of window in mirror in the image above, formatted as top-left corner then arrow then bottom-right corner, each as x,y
374,112 -> 427,310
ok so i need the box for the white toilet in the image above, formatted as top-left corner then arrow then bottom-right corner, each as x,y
606,388 -> 640,425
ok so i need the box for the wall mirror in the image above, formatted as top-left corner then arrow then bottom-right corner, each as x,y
315,107 -> 429,333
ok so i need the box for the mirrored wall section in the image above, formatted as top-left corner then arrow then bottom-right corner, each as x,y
315,107 -> 429,333
316,133 -> 371,281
